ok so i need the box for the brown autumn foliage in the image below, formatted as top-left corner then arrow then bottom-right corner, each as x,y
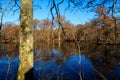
0,23 -> 19,42
0,13 -> 120,44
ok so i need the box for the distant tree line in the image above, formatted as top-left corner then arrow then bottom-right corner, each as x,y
1,9 -> 120,44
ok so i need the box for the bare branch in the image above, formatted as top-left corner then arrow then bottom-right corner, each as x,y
33,4 -> 41,10
50,0 -> 66,36
14,0 -> 20,9
50,1 -> 55,25
0,0 -> 14,30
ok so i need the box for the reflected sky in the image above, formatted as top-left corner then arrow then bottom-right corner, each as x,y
0,52 -> 120,80
33,47 -> 120,80
34,54 -> 96,80
0,57 -> 19,80
0,43 -> 120,80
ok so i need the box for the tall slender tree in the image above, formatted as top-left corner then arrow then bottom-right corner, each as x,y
17,0 -> 33,80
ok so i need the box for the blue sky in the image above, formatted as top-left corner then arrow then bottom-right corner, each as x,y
0,0 -> 96,25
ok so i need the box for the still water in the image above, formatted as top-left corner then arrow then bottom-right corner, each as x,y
0,42 -> 120,80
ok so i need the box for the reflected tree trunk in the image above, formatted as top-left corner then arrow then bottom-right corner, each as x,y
58,41 -> 61,51
17,0 -> 33,80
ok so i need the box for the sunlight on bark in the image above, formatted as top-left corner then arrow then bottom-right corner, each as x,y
17,0 -> 33,80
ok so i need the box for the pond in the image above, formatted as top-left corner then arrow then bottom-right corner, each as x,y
0,42 -> 120,80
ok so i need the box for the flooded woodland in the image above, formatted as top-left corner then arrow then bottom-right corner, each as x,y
0,42 -> 120,80
0,0 -> 120,80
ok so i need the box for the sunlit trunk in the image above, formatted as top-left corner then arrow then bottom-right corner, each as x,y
58,28 -> 61,41
51,26 -> 54,41
58,27 -> 61,51
17,0 -> 33,80
48,26 -> 50,41
47,26 -> 50,47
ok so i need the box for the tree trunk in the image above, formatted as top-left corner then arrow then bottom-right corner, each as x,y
58,28 -> 61,41
17,0 -> 33,80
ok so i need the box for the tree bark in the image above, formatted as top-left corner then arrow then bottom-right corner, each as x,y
17,0 -> 33,80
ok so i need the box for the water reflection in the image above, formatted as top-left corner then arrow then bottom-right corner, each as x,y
34,53 -> 96,80
0,42 -> 120,80
33,42 -> 120,80
0,57 -> 19,80
107,64 -> 120,80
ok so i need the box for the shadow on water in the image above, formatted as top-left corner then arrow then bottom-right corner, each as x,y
0,42 -> 120,80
